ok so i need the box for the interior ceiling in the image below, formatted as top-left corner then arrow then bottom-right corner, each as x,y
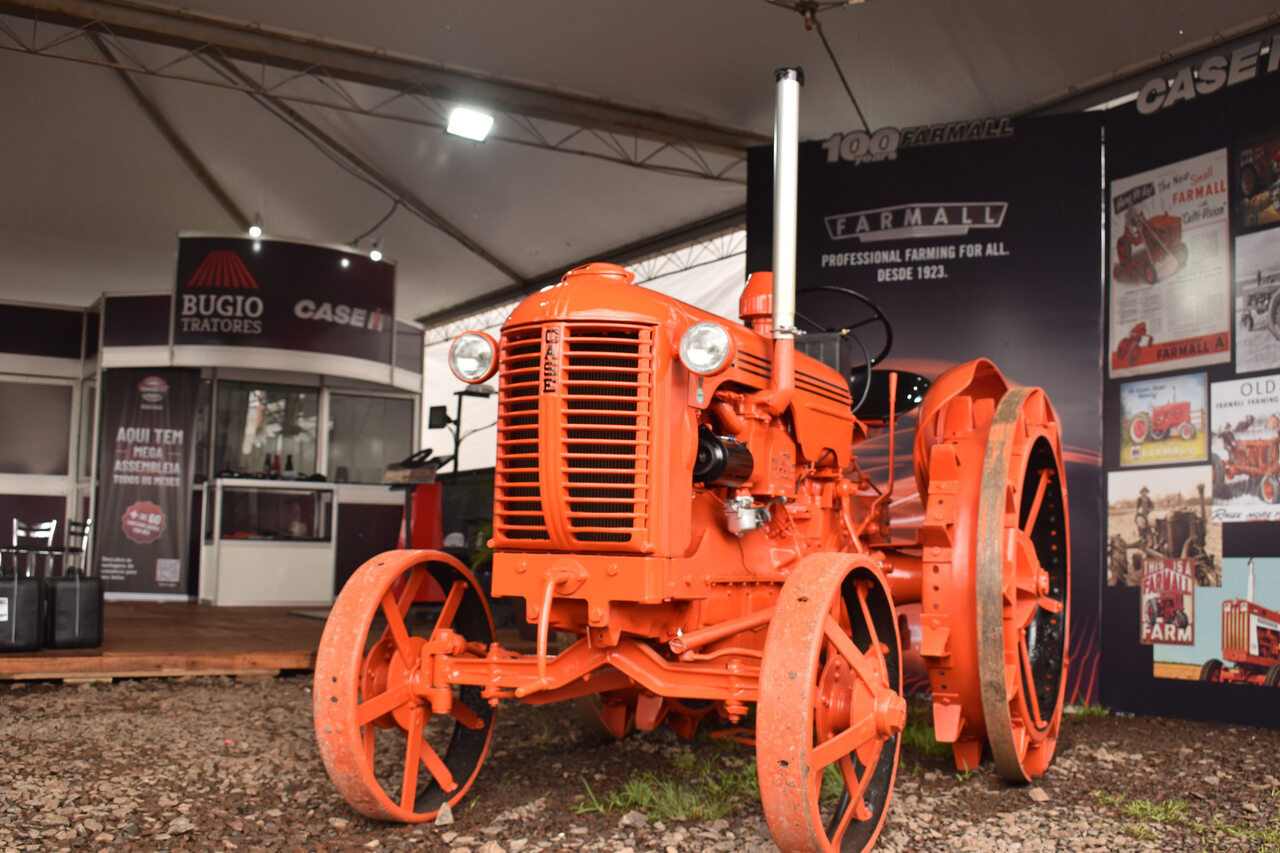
2,0 -> 1277,327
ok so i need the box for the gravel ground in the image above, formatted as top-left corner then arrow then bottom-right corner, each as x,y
2,673 -> 1278,852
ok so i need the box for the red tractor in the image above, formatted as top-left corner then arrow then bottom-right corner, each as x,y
1115,208 -> 1188,284
1128,400 -> 1196,444
1201,600 -> 1280,687
1114,321 -> 1153,368
311,71 -> 1072,853
1213,417 -> 1280,504
1145,589 -> 1189,630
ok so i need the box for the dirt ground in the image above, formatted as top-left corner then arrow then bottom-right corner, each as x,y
2,674 -> 1279,852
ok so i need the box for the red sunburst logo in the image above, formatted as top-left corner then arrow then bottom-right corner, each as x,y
186,250 -> 260,289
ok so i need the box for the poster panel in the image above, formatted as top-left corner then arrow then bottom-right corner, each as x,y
1232,227 -> 1280,373
96,369 -> 200,596
1118,373 -> 1207,467
173,236 -> 394,365
1139,558 -> 1195,646
1105,465 -> 1220,589
1209,373 -> 1280,521
1108,149 -> 1231,378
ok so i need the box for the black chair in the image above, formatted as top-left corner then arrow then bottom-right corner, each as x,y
63,519 -> 92,574
11,519 -> 58,579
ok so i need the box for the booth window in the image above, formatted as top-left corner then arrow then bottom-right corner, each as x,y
327,394 -> 413,483
213,381 -> 318,476
0,381 -> 72,475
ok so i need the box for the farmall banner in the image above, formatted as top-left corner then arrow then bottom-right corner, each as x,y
96,368 -> 200,596
746,112 -> 1104,701
173,236 -> 394,364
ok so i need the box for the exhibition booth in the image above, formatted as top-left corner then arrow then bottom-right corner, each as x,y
0,234 -> 422,613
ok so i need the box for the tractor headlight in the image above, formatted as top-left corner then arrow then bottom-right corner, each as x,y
449,331 -> 498,383
679,322 -> 733,375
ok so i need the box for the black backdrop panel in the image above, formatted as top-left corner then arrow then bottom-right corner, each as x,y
748,112 -> 1105,702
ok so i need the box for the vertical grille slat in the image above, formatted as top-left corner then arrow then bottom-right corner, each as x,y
492,322 -> 654,549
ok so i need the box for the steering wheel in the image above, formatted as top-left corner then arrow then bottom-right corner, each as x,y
795,285 -> 894,413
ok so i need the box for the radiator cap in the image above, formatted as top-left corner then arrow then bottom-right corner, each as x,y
561,262 -> 635,285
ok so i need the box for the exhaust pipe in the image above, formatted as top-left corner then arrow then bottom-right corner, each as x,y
765,67 -> 803,415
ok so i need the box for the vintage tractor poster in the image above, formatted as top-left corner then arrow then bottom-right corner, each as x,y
1151,557 -> 1280,686
1108,148 -> 1231,378
1235,128 -> 1280,232
1233,228 -> 1280,374
1106,465 -> 1221,589
1209,373 -> 1280,521
1140,558 -> 1195,645
1119,372 -> 1207,467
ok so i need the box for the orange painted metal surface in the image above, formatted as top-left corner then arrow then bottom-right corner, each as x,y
315,264 -> 1073,852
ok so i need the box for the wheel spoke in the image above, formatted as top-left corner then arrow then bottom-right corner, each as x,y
432,581 -> 467,638
450,698 -> 485,731
380,591 -> 416,662
357,683 -> 412,725
810,711 -> 878,770
1018,634 -> 1047,729
395,568 -> 426,615
823,616 -> 880,691
400,705 -> 424,811
1037,595 -> 1064,614
363,725 -> 376,765
1021,469 -> 1052,536
853,581 -> 888,675
418,735 -> 458,792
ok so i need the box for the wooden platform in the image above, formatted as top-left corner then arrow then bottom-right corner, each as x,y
0,602 -> 328,681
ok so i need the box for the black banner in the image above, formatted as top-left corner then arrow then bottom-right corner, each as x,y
96,369 -> 200,596
748,112 -> 1105,701
173,236 -> 394,365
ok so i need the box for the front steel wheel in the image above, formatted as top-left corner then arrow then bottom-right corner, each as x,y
314,550 -> 496,822
757,553 -> 904,853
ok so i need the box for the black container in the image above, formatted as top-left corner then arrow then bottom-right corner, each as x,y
46,571 -> 104,649
0,572 -> 44,653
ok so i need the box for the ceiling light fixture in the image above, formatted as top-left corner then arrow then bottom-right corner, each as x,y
370,242 -> 383,263
446,106 -> 494,141
248,213 -> 263,239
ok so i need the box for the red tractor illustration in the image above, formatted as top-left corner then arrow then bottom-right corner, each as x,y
1115,208 -> 1188,284
1145,589 -> 1189,630
1114,321 -> 1153,368
1213,415 -> 1280,503
310,72 -> 1074,853
1128,399 -> 1196,444
1201,562 -> 1280,686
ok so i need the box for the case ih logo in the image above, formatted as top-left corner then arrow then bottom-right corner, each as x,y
541,327 -> 560,394
137,376 -> 168,404
824,202 -> 1008,243
185,250 -> 260,289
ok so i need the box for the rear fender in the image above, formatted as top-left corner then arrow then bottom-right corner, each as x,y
912,358 -> 1010,498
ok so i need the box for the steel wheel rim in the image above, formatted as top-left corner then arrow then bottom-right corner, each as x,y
314,550 -> 495,822
758,554 -> 904,853
976,388 -> 1070,782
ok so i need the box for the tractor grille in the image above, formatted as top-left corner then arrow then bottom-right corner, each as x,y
494,322 -> 654,550
1223,601 -> 1249,656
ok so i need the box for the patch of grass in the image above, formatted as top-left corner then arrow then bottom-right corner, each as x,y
1090,789 -> 1125,806
1122,798 -> 1190,823
1066,702 -> 1111,718
1095,793 -> 1280,850
575,755 -> 760,823
953,766 -> 977,783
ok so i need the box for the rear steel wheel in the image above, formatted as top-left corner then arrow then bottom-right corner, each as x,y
757,553 -> 904,853
976,388 -> 1070,782
1264,664 -> 1280,688
314,550 -> 495,822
